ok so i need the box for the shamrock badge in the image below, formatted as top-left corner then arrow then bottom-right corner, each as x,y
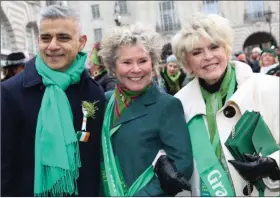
77,101 -> 99,142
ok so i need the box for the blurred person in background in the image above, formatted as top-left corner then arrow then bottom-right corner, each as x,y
88,42 -> 116,91
231,53 -> 238,61
152,66 -> 166,92
160,55 -> 187,95
274,46 -> 280,62
237,53 -> 248,64
259,48 -> 280,76
158,43 -> 172,73
172,12 -> 280,196
249,47 -> 262,73
1,52 -> 27,82
161,43 -> 173,64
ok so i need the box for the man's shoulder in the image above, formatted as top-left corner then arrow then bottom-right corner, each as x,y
83,76 -> 105,98
1,72 -> 24,92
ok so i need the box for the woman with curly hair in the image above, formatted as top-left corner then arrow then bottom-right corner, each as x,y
98,24 -> 193,196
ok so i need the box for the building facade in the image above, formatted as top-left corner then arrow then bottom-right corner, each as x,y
1,1 -> 279,62
67,0 -> 279,55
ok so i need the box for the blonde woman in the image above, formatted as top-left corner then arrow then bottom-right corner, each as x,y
259,48 -> 280,76
173,13 -> 280,196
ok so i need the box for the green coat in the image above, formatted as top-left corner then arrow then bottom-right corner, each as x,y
103,85 -> 193,196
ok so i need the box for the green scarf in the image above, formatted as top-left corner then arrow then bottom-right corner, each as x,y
167,70 -> 181,82
200,64 -> 234,160
112,83 -> 152,127
34,52 -> 87,196
90,47 -> 101,66
163,69 -> 181,94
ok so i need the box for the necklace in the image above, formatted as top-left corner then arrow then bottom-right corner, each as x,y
120,94 -> 126,103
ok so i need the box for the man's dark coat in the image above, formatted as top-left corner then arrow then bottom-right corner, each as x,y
1,57 -> 105,196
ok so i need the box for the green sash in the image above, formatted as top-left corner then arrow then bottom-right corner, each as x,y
101,94 -> 154,196
188,67 -> 237,196
189,117 -> 235,196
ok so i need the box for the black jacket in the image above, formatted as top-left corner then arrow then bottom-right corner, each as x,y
1,57 -> 105,197
94,70 -> 116,92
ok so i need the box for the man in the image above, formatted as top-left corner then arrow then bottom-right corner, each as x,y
1,5 -> 105,197
249,47 -> 262,72
1,52 -> 26,82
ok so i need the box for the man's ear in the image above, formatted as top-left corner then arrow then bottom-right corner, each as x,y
79,35 -> 87,51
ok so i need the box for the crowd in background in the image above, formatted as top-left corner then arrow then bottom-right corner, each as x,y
233,46 -> 280,75
2,42 -> 280,96
83,40 -> 280,96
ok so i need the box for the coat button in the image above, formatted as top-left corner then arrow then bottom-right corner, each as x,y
243,183 -> 253,196
223,106 -> 236,118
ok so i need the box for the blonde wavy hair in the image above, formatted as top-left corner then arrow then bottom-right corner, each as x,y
98,24 -> 163,75
172,13 -> 234,77
259,53 -> 279,67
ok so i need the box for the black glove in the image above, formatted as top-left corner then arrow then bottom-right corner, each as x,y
154,155 -> 191,196
228,153 -> 280,182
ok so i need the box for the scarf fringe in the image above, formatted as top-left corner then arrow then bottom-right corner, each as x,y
35,142 -> 81,197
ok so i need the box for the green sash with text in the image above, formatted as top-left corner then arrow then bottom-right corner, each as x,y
101,95 -> 154,196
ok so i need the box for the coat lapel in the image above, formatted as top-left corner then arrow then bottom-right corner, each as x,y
175,78 -> 206,123
115,84 -> 159,126
175,61 -> 254,123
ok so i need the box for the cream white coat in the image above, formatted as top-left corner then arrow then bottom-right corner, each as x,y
175,61 -> 280,196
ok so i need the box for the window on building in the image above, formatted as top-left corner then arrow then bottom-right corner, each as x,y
119,1 -> 128,15
203,0 -> 218,4
202,0 -> 219,14
91,4 -> 100,19
94,28 -> 102,42
1,23 -> 10,49
247,1 -> 264,13
159,1 -> 178,32
26,26 -> 38,55
46,0 -> 54,6
245,1 -> 265,21
46,0 -> 65,6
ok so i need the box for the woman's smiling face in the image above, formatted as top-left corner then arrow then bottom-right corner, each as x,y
185,37 -> 229,85
115,44 -> 153,91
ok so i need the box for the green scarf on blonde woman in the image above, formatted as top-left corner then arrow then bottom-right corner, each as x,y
200,64 -> 235,160
34,52 -> 87,196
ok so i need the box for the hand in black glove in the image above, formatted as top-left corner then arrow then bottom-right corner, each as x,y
154,155 -> 191,196
228,153 -> 280,182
